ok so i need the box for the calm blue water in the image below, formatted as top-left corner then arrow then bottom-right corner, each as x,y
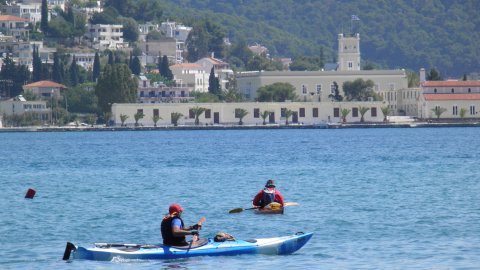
1,128 -> 479,269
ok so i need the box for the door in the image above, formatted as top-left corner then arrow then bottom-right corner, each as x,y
269,112 -> 275,123
214,112 -> 220,124
292,112 -> 298,123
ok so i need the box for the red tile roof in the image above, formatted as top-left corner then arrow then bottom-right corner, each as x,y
0,15 -> 28,22
424,93 -> 480,101
422,81 -> 480,87
23,80 -> 66,88
170,63 -> 203,69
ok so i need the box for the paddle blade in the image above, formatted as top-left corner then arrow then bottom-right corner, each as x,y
229,208 -> 244,214
284,202 -> 299,206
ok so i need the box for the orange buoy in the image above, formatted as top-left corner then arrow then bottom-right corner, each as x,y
25,188 -> 36,199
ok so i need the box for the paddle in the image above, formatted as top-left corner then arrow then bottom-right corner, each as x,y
228,202 -> 299,214
187,217 -> 206,252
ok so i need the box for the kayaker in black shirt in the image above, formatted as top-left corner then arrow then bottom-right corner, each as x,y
160,203 -> 203,246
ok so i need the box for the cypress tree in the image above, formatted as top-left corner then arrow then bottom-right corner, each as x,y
208,67 -> 219,95
95,64 -> 138,113
107,51 -> 114,65
70,56 -> 79,86
40,0 -> 48,33
131,56 -> 141,75
159,55 -> 173,81
32,45 -> 43,82
92,52 -> 101,82
52,52 -> 63,83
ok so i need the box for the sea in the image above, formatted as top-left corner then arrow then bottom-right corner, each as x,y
1,127 -> 479,269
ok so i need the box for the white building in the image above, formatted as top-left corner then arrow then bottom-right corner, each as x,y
111,100 -> 385,127
0,15 -> 29,40
137,75 -> 193,103
85,24 -> 127,50
71,52 -> 96,70
195,56 -> 233,90
170,63 -> 209,92
0,95 -> 50,125
337,33 -> 361,71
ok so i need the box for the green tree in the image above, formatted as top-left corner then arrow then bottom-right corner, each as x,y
32,45 -> 43,82
260,111 -> 270,125
133,110 -> 145,127
256,82 -> 297,102
95,64 -> 137,113
289,56 -> 323,71
103,111 -> 112,126
407,70 -> 420,87
92,52 -> 101,82
86,113 -> 97,127
208,67 -> 220,96
52,52 -> 63,83
427,68 -> 442,81
186,24 -> 208,62
171,112 -> 183,126
328,81 -> 343,101
235,108 -> 248,125
358,106 -> 370,122
222,88 -> 243,102
119,17 -> 139,42
69,56 -> 79,86
152,115 -> 162,127
190,106 -> 206,125
284,109 -> 294,125
131,56 -> 141,75
159,55 -> 173,81
381,106 -> 390,122
343,79 -> 377,101
40,0 -> 48,33
120,114 -> 129,126
64,84 -> 98,113
0,55 -> 31,97
107,50 -> 114,65
431,106 -> 446,120
459,108 -> 467,118
341,108 -> 351,123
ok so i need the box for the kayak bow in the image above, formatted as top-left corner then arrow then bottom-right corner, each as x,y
63,232 -> 313,261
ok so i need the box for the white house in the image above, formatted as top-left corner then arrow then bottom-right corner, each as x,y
170,63 -> 209,92
85,24 -> 127,50
0,15 -> 29,40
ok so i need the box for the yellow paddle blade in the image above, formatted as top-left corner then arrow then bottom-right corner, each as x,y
229,208 -> 244,214
268,202 -> 282,210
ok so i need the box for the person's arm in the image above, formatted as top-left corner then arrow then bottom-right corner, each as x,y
171,218 -> 197,237
275,190 -> 285,206
252,190 -> 263,206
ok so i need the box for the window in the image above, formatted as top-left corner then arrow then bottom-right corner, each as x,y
137,109 -> 143,115
234,108 -> 243,118
281,108 -> 286,117
312,108 -> 318,118
348,62 -> 353,69
468,88 -> 471,93
434,88 -> 437,93
302,85 -> 307,94
333,108 -> 340,117
205,109 -> 211,118
451,88 -> 454,93
153,109 -> 159,117
316,85 -> 322,94
470,105 -> 476,115
352,108 -> 358,117
452,106 -> 458,115
299,108 -> 305,117
189,109 -> 195,118
371,107 -> 377,117
254,108 -> 260,118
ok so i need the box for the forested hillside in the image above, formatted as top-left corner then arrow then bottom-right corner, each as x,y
160,0 -> 479,78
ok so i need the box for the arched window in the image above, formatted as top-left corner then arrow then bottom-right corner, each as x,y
451,88 -> 454,93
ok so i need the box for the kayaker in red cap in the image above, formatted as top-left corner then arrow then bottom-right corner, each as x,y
160,203 -> 203,246
252,179 -> 285,209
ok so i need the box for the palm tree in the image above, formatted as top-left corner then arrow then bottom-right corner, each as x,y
260,111 -> 270,125
152,115 -> 162,127
134,111 -> 145,127
171,112 -> 183,126
381,106 -> 390,122
120,114 -> 129,127
359,106 -> 370,122
190,106 -> 206,125
86,114 -> 97,127
103,112 -> 112,126
431,106 -> 447,120
235,108 -> 249,125
460,108 -> 467,118
341,108 -> 351,123
284,109 -> 294,125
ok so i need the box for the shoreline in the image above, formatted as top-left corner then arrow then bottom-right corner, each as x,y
1,122 -> 479,132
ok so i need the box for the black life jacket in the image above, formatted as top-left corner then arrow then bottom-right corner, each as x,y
161,215 -> 187,246
260,188 -> 276,207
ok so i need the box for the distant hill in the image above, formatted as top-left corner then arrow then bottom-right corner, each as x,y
161,0 -> 479,78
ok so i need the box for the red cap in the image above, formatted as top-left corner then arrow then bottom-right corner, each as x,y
169,203 -> 184,214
